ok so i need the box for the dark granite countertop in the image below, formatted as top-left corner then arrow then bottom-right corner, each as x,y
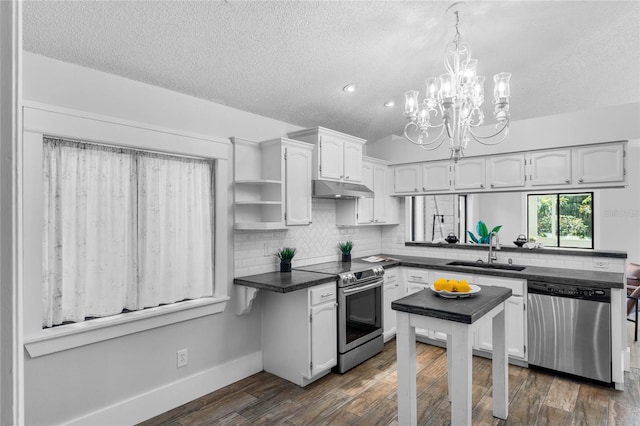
234,270 -> 336,293
392,286 -> 512,324
405,242 -> 627,259
233,253 -> 624,293
376,254 -> 624,289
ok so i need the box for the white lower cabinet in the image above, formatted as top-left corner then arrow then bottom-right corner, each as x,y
383,268 -> 400,342
394,267 -> 527,363
262,282 -> 337,386
426,270 -> 474,343
474,276 -> 527,361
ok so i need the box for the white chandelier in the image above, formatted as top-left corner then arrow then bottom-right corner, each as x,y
403,3 -> 511,162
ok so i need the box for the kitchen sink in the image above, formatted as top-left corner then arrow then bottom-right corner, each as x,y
446,261 -> 527,271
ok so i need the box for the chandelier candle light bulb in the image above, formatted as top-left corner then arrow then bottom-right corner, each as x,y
403,2 -> 511,162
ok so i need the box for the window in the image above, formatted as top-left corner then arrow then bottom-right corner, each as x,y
408,195 -> 466,242
42,137 -> 215,328
527,193 -> 593,249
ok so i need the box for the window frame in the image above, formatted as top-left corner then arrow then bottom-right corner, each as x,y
526,191 -> 594,249
22,102 -> 230,357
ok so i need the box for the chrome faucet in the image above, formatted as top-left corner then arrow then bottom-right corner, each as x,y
488,231 -> 500,264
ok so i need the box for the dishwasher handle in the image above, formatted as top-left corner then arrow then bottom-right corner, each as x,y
528,280 -> 610,303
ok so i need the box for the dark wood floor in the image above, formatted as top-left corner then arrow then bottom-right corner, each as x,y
140,324 -> 640,425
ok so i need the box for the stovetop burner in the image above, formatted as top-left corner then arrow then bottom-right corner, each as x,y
293,261 -> 384,287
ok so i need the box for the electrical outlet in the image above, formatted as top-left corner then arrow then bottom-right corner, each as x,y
264,243 -> 270,257
594,260 -> 609,269
177,349 -> 188,368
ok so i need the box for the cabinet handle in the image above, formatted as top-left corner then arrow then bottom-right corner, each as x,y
578,178 -> 584,183
480,184 -> 485,188
414,188 -> 418,192
410,276 -> 422,280
321,293 -> 333,298
490,183 -> 495,188
345,176 -> 349,179
565,179 -> 570,183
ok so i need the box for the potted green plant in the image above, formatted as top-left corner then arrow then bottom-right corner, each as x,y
276,247 -> 296,272
467,221 -> 502,244
338,241 -> 353,263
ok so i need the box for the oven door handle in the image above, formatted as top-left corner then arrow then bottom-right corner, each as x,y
342,280 -> 382,295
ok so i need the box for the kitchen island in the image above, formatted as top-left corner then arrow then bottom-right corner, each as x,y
393,286 -> 512,426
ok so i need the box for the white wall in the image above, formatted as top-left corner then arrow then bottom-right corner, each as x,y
21,52 -> 304,425
366,103 -> 640,163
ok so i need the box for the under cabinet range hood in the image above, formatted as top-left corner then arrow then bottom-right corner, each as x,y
312,180 -> 374,199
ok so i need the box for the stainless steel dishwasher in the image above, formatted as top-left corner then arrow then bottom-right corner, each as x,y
527,281 -> 611,383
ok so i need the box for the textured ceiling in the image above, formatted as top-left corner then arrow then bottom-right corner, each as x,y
23,1 -> 640,143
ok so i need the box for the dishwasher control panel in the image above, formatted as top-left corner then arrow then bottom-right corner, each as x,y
528,281 -> 610,302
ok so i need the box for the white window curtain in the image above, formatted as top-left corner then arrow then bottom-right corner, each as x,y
137,154 -> 214,308
42,138 -> 214,328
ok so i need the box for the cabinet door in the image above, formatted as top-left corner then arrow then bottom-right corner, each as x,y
454,158 -> 485,190
394,164 -> 421,193
372,164 -> 387,222
318,135 -> 344,180
574,143 -> 625,184
383,280 -> 399,340
487,154 -> 525,189
475,296 -> 525,359
309,302 -> 337,377
474,277 -> 526,360
357,162 -> 374,224
506,296 -> 526,359
285,145 -> 313,225
343,140 -> 363,182
421,161 -> 451,192
528,149 -> 571,186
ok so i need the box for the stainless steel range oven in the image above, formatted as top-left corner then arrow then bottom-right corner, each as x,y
293,261 -> 385,373
337,266 -> 384,372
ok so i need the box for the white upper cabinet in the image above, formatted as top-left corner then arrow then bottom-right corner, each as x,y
393,164 -> 421,193
487,154 -> 526,189
573,142 -> 625,185
287,127 -> 365,183
453,158 -> 485,190
343,140 -> 364,182
422,161 -> 451,192
373,164 -> 388,222
337,157 -> 399,226
357,162 -> 375,224
390,141 -> 626,195
527,149 -> 572,187
232,137 -> 313,230
317,134 -> 343,180
285,142 -> 313,225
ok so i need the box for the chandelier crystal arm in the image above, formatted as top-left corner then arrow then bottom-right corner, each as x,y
403,121 -> 447,151
467,118 -> 510,145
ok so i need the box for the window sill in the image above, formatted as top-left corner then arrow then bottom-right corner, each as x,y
24,297 -> 229,358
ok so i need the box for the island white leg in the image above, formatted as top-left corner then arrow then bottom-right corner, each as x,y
492,305 -> 508,419
447,333 -> 453,402
396,311 -> 417,426
450,323 -> 472,426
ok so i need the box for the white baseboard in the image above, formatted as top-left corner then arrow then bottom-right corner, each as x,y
65,351 -> 263,426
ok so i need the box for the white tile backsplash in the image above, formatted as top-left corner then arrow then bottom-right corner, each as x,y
234,198 -> 386,277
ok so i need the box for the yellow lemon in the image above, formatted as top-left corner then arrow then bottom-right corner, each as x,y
434,277 -> 448,291
457,281 -> 471,293
444,280 -> 457,292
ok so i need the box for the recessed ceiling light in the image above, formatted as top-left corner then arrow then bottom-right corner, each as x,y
384,100 -> 395,108
343,84 -> 356,93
